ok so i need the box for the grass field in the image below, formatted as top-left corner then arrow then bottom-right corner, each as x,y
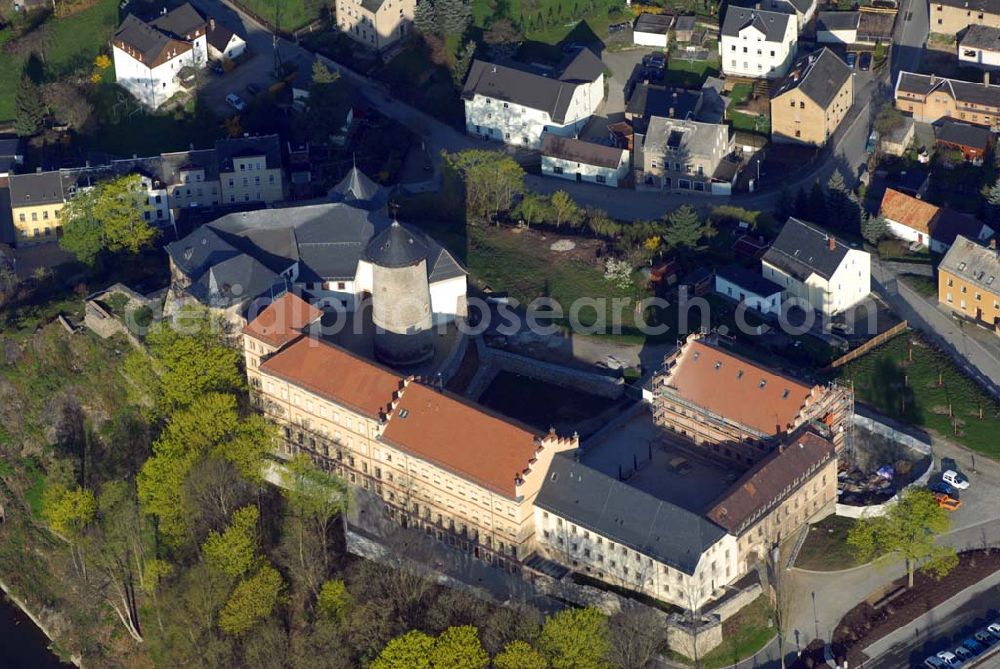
236,0 -> 319,31
472,0 -> 627,45
794,516 -> 864,571
675,595 -> 775,668
662,58 -> 720,87
730,109 -> 771,135
836,333 -> 1000,458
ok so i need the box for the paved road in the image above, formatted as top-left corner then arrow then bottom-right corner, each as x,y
872,257 -> 1000,400
892,0 -> 929,78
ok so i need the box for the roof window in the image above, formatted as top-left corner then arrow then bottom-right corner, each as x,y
398,408 -> 409,419
958,262 -> 967,271
759,379 -> 767,388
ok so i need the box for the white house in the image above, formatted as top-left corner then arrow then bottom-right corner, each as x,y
816,11 -> 859,45
959,25 -> 1000,69
462,49 -> 605,148
879,188 -> 994,254
761,217 -> 871,316
541,135 -> 629,187
762,0 -> 816,29
714,264 -> 783,315
112,4 -> 238,109
207,17 -> 247,61
720,7 -> 797,79
633,13 -> 673,48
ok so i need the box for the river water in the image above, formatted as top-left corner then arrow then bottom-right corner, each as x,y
0,592 -> 67,668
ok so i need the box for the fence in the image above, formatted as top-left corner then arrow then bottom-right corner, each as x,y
827,320 -> 909,369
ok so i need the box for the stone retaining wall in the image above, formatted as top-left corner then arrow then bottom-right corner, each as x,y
471,343 -> 626,401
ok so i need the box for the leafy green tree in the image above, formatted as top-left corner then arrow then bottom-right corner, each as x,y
550,190 -> 583,228
203,505 -> 260,579
15,72 -> 45,137
537,607 -> 611,669
663,204 -> 705,250
371,630 -> 435,669
43,484 -> 97,537
806,182 -> 828,225
494,640 -> 549,669
861,213 -> 888,245
431,626 -> 489,669
442,150 -> 525,224
848,488 -> 958,588
312,59 -> 340,85
59,175 -> 158,264
219,564 -> 284,635
452,40 -> 477,88
316,579 -> 352,622
874,104 -> 905,135
515,193 -> 553,228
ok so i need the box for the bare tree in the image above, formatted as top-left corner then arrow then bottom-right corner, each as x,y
607,601 -> 667,669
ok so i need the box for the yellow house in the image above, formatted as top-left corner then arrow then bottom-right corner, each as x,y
770,48 -> 853,146
216,134 -> 285,205
336,0 -> 416,51
7,171 -> 80,246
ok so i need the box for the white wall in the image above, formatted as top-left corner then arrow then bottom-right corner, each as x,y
634,30 -> 668,48
541,150 -> 630,187
762,249 -> 869,316
464,74 -> 603,149
958,46 -> 1000,68
113,45 -> 194,109
714,274 -> 781,314
211,34 -> 247,60
817,28 -> 856,44
885,219 -> 929,249
720,20 -> 798,78
429,276 -> 467,322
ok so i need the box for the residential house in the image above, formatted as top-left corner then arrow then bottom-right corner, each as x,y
540,135 -> 630,187
652,333 -> 853,463
938,236 -> 1000,331
879,187 -> 994,253
625,80 -> 727,131
959,24 -> 1000,68
770,48 -> 853,146
762,0 -> 816,29
935,118 -> 995,162
720,7 -> 798,79
637,115 -> 737,194
244,315 -> 579,570
857,10 -> 896,44
894,71 -> 1000,128
111,4 -> 211,109
216,134 -> 285,205
533,454 -> 738,610
159,148 -> 222,212
462,49 -> 605,148
0,137 -> 23,187
931,0 -> 1000,35
761,217 -> 871,315
633,13 -> 673,47
880,116 -> 916,156
714,263 -> 783,315
335,0 -> 416,51
206,17 -> 246,61
675,15 -> 696,42
816,11 -> 860,44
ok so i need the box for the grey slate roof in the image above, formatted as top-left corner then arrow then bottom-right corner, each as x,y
114,14 -> 173,64
626,83 -> 701,120
939,235 -> 1000,296
781,0 -> 815,15
634,12 -> 673,34
933,209 -> 993,249
716,263 -> 783,296
541,135 -> 624,168
816,11 -> 860,31
762,217 -> 852,281
160,148 -> 220,182
773,48 -> 851,109
365,220 -> 430,268
936,0 -> 1000,12
0,188 -> 13,245
149,3 -> 206,39
896,71 -> 1000,109
206,20 -> 237,51
360,0 -> 387,12
721,7 -> 791,43
462,49 -> 603,123
329,166 -> 387,211
216,134 -> 282,172
960,24 -> 1000,51
645,115 -> 729,163
0,137 -> 20,176
936,119 -> 992,150
535,454 -> 728,575
8,172 -> 72,207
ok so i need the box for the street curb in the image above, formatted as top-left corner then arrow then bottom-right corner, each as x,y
789,560 -> 874,576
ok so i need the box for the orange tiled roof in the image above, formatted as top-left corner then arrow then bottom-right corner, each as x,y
664,339 -> 815,436
259,337 -> 404,418
242,292 -> 323,349
381,383 -> 542,498
879,187 -> 939,234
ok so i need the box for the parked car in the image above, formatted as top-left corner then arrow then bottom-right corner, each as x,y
209,60 -> 225,75
859,52 -> 872,70
246,83 -> 261,97
847,52 -> 857,68
608,21 -> 630,33
988,622 -> 1000,636
960,638 -> 983,654
934,492 -> 962,511
974,630 -> 995,646
936,651 -> 962,667
225,93 -> 246,111
954,646 -> 974,662
924,656 -> 947,669
929,481 -> 956,496
648,53 -> 666,69
866,130 -> 879,154
942,470 -> 970,489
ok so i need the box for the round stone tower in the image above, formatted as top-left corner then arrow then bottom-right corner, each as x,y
365,221 -> 435,367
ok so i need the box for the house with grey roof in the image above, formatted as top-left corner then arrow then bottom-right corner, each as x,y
462,49 -> 605,149
770,48 -> 854,146
938,236 -> 1000,330
719,7 -> 798,79
816,11 -> 860,44
761,217 -> 871,315
762,0 -> 816,29
164,184 -> 465,325
637,115 -> 738,194
895,70 -> 1000,128
533,454 -> 737,610
540,135 -> 630,187
334,0 -> 416,51
958,24 -> 1000,69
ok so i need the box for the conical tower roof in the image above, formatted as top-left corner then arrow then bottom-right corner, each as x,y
365,221 -> 430,268
330,165 -> 387,210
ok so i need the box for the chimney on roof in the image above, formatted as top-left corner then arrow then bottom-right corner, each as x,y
828,235 -> 836,251
35,167 -> 41,173
990,238 -> 997,251
161,6 -> 167,14
210,17 -> 216,30
985,71 -> 991,86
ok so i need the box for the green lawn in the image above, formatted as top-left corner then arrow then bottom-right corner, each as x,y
662,58 -> 720,87
729,83 -> 753,108
674,596 -> 775,668
235,0 -> 319,31
472,0 -> 627,45
729,109 -> 770,135
836,333 -> 1000,458
899,273 -> 938,298
794,516 -> 865,571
